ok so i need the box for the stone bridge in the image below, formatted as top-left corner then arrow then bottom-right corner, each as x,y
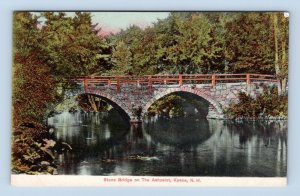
72,74 -> 278,122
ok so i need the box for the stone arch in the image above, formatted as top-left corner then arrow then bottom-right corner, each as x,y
144,87 -> 224,119
78,91 -> 132,121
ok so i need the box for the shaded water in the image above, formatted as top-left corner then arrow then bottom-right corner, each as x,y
48,111 -> 287,176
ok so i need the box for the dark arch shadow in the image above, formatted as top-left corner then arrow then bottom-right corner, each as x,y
45,93 -> 131,125
80,93 -> 131,123
146,91 -> 211,118
144,117 -> 212,148
173,91 -> 210,117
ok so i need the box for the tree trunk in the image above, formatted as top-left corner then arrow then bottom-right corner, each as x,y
273,14 -> 281,95
97,99 -> 101,111
88,95 -> 98,112
282,77 -> 287,95
281,33 -> 287,94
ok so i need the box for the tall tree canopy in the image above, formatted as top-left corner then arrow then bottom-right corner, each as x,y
109,12 -> 288,78
12,12 -> 113,174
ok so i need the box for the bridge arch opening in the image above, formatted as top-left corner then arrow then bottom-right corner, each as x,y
78,93 -> 131,122
46,93 -> 132,125
144,88 -> 224,119
146,92 -> 209,118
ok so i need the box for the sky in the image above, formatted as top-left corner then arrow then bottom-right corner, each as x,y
35,11 -> 289,36
35,12 -> 170,36
90,12 -> 170,35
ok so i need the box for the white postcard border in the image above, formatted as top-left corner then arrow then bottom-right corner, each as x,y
11,175 -> 287,187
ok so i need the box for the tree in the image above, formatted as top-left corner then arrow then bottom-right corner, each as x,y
152,13 -> 224,74
154,13 -> 183,73
111,41 -> 133,75
40,12 -> 111,79
175,13 -> 224,74
224,13 -> 275,74
110,25 -> 146,75
224,12 -> 288,94
12,12 -> 58,174
12,12 -> 57,128
272,12 -> 289,94
12,11 -> 114,174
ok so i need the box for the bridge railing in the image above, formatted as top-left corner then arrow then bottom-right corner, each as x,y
71,74 -> 277,93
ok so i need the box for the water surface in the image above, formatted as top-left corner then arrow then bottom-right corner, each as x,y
48,111 -> 287,176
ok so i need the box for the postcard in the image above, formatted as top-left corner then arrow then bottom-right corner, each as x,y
11,11 -> 288,186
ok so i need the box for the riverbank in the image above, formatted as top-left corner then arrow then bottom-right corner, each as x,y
11,123 -> 58,175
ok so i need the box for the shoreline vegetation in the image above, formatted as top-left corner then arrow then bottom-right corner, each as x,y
12,12 -> 288,174
225,86 -> 288,121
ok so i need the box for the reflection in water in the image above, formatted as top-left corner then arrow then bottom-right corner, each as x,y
48,111 -> 287,177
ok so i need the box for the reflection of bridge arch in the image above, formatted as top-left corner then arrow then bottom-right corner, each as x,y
78,92 -> 132,121
143,87 -> 224,118
145,117 -> 213,147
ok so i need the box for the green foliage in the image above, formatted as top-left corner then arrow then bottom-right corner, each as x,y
12,125 -> 58,174
157,13 -> 223,74
12,12 -> 113,174
109,25 -> 156,75
12,11 -> 114,122
224,13 -> 275,73
110,41 -> 133,75
12,12 -> 58,174
225,86 -> 288,118
148,94 -> 185,117
40,12 -> 112,79
109,12 -> 288,76
13,12 -> 57,127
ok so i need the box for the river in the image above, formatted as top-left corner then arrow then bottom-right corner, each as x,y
48,110 -> 287,177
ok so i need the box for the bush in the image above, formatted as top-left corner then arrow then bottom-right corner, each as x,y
225,86 -> 288,119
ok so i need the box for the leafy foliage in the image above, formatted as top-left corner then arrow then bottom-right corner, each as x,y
224,13 -> 275,73
148,94 -> 185,117
109,12 -> 288,79
110,41 -> 133,75
12,12 -> 112,174
225,86 -> 288,118
40,12 -> 112,78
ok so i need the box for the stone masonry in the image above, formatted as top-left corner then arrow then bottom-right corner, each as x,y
78,81 -> 277,122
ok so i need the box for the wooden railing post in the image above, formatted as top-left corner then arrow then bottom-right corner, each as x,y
84,78 -> 88,93
211,74 -> 216,87
246,74 -> 251,94
76,74 -> 277,95
148,76 -> 153,94
117,76 -> 120,93
179,74 -> 183,86
246,74 -> 251,85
